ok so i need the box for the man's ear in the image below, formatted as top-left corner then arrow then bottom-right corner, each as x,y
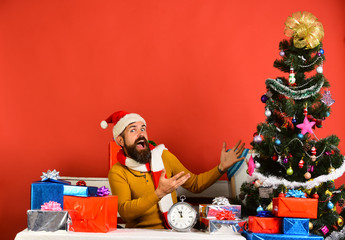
116,135 -> 124,147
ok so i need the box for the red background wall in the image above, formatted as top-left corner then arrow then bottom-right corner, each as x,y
1,1 -> 344,239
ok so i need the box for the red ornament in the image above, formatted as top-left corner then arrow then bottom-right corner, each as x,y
272,155 -> 278,161
312,193 -> 319,199
299,159 -> 304,168
303,107 -> 308,116
278,192 -> 285,198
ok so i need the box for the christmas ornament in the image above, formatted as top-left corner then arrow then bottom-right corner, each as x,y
328,167 -> 336,173
266,78 -> 324,100
292,116 -> 297,124
254,180 -> 262,188
256,205 -> 264,213
284,11 -> 324,49
307,165 -> 314,173
279,50 -> 285,56
261,95 -> 268,103
265,108 -> 272,117
272,155 -> 278,161
311,147 -> 317,155
316,65 -> 323,73
311,156 -> 316,162
338,198 -> 344,207
297,133 -> 304,139
289,67 -> 296,85
278,192 -> 285,198
309,222 -> 313,230
327,201 -> 334,209
304,143 -> 311,152
275,139 -> 281,145
320,49 -> 324,54
321,90 -> 335,106
303,106 -> 308,116
283,156 -> 289,164
266,91 -> 273,98
304,172 -> 311,179
299,159 -> 304,168
266,202 -> 273,212
326,111 -> 330,117
312,193 -> 319,199
325,190 -> 333,196
248,155 -> 255,176
253,135 -> 263,143
287,166 -> 293,175
320,225 -> 329,235
338,216 -> 344,227
296,116 -> 316,135
255,162 -> 261,169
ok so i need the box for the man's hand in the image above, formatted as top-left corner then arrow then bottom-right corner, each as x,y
218,140 -> 246,173
155,169 -> 190,199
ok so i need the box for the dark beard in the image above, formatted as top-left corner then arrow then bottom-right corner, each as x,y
123,136 -> 151,164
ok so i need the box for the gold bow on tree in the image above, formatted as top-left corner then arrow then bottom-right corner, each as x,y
284,11 -> 324,49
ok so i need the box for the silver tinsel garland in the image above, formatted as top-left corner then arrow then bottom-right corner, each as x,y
325,226 -> 345,240
265,78 -> 324,100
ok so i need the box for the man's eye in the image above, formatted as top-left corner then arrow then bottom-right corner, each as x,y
130,129 -> 136,132
141,128 -> 145,131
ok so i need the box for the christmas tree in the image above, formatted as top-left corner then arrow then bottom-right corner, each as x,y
239,11 -> 345,238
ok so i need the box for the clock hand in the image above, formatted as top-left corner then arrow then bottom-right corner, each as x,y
178,210 -> 183,218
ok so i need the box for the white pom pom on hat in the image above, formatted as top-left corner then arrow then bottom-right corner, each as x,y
100,111 -> 146,141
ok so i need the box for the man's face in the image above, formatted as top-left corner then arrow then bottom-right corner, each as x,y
117,121 -> 151,164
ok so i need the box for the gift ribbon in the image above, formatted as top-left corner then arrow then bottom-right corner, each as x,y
285,189 -> 306,198
212,196 -> 230,205
97,186 -> 111,196
41,201 -> 62,211
41,169 -> 61,181
76,180 -> 86,186
215,210 -> 236,220
256,211 -> 274,217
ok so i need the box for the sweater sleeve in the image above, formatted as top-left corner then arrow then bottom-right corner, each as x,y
162,150 -> 222,193
108,163 -> 160,222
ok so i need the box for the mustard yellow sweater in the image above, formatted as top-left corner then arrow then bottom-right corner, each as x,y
108,149 -> 222,229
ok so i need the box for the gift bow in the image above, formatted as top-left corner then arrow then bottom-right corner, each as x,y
285,189 -> 306,198
97,186 -> 111,196
212,196 -> 230,205
41,201 -> 62,211
41,169 -> 61,181
284,11 -> 324,49
216,210 -> 236,220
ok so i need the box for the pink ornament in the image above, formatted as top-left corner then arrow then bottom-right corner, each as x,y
296,116 -> 316,135
320,225 -> 329,235
248,155 -> 255,176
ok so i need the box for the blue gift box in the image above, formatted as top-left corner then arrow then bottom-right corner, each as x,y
31,182 -> 65,210
63,185 -> 98,197
283,218 -> 309,235
242,231 -> 323,240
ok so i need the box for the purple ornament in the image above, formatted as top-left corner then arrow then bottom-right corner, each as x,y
283,157 -> 289,164
307,165 -> 314,173
261,95 -> 268,103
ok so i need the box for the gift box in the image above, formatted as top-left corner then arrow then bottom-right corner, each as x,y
242,231 -> 323,240
63,195 -> 118,232
283,218 -> 309,235
200,217 -> 245,234
31,182 -> 65,210
248,216 -> 282,234
199,204 -> 241,219
63,185 -> 98,197
273,197 -> 318,219
27,210 -> 70,231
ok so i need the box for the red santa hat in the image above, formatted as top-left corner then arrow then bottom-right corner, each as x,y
100,111 -> 146,141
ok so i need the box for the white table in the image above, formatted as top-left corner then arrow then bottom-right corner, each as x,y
15,228 -> 246,240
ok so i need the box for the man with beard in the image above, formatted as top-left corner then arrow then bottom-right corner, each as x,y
101,111 -> 246,229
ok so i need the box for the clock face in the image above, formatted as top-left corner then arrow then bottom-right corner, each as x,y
167,202 -> 197,231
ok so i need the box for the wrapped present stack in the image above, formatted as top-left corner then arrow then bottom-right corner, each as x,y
199,196 -> 246,234
28,169 -> 118,233
242,189 -> 323,240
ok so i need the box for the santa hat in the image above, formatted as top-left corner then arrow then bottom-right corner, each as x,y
100,111 -> 146,141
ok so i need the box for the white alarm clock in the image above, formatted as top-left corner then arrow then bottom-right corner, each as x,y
167,195 -> 197,232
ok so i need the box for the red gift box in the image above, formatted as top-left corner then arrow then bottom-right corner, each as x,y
64,195 -> 118,232
248,216 -> 282,234
273,197 -> 318,219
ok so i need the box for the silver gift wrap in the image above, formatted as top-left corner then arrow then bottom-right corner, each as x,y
27,210 -> 70,231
